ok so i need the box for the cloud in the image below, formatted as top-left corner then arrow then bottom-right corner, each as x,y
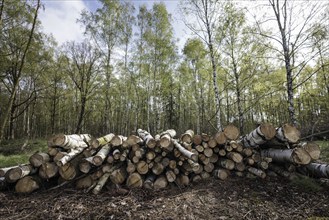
39,0 -> 87,45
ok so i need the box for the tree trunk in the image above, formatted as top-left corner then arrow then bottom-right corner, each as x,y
5,164 -> 37,183
39,162 -> 58,179
15,176 -> 40,193
126,172 -> 143,188
50,134 -> 92,150
261,148 -> 311,165
213,168 -> 229,180
181,129 -> 194,144
159,129 -> 176,148
298,142 -> 320,160
172,139 -> 198,161
91,133 -> 115,149
241,123 -> 276,147
297,162 -> 329,178
223,124 -> 240,140
0,0 -> 41,143
248,167 -> 266,179
276,124 -> 300,144
92,144 -> 111,166
137,129 -> 156,148
92,172 -> 111,195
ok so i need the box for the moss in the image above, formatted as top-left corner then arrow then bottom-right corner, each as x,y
290,175 -> 323,192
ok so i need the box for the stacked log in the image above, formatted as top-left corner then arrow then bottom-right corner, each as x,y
0,122 -> 327,194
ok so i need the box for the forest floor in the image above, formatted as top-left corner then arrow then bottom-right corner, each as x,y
1,176 -> 329,220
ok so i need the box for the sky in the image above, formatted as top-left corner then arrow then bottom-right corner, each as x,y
39,0 -> 190,49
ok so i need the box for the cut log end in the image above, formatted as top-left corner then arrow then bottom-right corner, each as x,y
260,123 -> 276,140
223,124 -> 240,140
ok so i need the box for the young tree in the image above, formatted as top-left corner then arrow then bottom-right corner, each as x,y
63,41 -> 100,134
0,0 -> 41,142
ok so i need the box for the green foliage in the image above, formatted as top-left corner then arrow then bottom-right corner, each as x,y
0,1 -> 328,139
0,138 -> 47,167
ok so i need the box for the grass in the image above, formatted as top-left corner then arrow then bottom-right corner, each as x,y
290,175 -> 323,192
0,138 -> 47,168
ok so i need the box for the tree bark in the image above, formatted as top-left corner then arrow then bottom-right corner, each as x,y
297,162 -> 329,178
137,129 -> 156,148
15,176 -> 40,193
39,162 -> 58,179
91,133 -> 115,149
261,148 -> 311,165
241,123 -> 276,147
276,124 -> 300,144
0,0 -> 41,143
181,129 -> 194,144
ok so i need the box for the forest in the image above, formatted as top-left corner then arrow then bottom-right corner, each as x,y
0,0 -> 328,143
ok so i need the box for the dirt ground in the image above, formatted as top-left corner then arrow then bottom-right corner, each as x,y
1,176 -> 329,220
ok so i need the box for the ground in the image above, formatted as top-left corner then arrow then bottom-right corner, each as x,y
1,176 -> 329,220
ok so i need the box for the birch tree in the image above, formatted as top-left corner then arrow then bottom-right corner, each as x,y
255,0 -> 329,126
180,0 -> 225,131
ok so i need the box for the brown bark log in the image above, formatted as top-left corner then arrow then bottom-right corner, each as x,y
208,138 -> 217,148
218,159 -> 235,170
39,162 -> 58,179
110,166 -> 127,184
204,163 -> 214,173
136,160 -> 149,175
204,148 -> 213,158
110,135 -> 127,147
226,152 -> 243,163
176,174 -> 190,186
298,142 -> 320,160
165,169 -> 176,182
193,135 -> 202,145
159,129 -> 176,148
215,132 -> 227,145
154,175 -> 168,189
58,162 -> 79,180
15,176 -> 40,193
76,175 -> 94,190
234,162 -> 246,172
201,133 -> 210,142
127,135 -> 143,146
48,147 -> 59,157
126,172 -> 143,188
79,159 -> 92,174
223,124 -> 240,140
213,168 -> 229,180
152,162 -> 165,175
144,174 -> 156,189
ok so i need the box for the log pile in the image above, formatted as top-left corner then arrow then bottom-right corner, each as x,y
0,123 -> 326,194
